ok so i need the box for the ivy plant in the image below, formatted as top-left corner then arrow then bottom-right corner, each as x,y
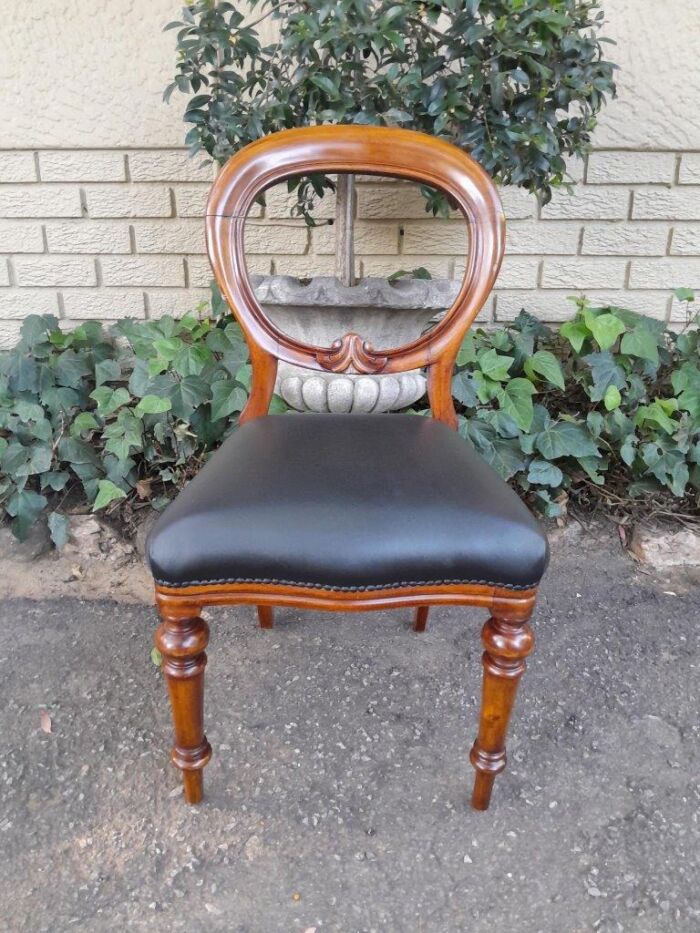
0,287 -> 697,544
165,0 -> 616,281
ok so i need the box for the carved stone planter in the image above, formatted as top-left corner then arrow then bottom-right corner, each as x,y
253,275 -> 460,413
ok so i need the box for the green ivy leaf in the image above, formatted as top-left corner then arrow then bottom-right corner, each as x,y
524,350 -> 565,390
620,327 -> 659,365
496,378 -> 536,432
526,458 -> 564,487
452,371 -> 478,408
585,311 -> 626,351
477,348 -> 514,382
6,488 -> 48,540
48,511 -> 70,548
90,386 -> 131,416
71,412 -> 100,436
210,381 -> 248,421
95,359 -> 121,385
92,479 -> 127,512
583,351 -> 626,402
603,384 -> 622,411
559,319 -> 590,353
535,421 -> 600,460
135,395 -> 173,416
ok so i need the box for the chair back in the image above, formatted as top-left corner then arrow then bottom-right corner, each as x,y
206,125 -> 505,427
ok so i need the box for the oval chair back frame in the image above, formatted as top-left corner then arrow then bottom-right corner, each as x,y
153,126 -> 539,812
205,124 -> 505,429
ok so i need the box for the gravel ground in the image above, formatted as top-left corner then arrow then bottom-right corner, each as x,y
0,525 -> 698,932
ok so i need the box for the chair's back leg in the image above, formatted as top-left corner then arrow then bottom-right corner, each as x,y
155,614 -> 212,804
257,606 -> 274,629
413,606 -> 430,632
470,613 -> 534,810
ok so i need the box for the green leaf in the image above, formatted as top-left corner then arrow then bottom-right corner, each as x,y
71,412 -> 100,436
620,435 -> 637,466
6,489 -> 48,540
95,359 -> 121,385
583,351 -> 627,402
675,287 -> 695,303
92,479 -> 127,512
210,381 -> 248,421
478,349 -> 514,382
48,512 -> 70,548
603,384 -> 621,411
526,458 -> 564,487
620,327 -> 659,365
310,74 -> 339,98
586,311 -> 626,351
524,350 -> 565,390
496,378 -> 536,431
452,371 -> 478,408
535,421 -> 600,460
560,319 -> 590,353
90,386 -> 131,416
135,395 -> 173,416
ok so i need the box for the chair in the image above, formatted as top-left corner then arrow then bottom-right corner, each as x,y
147,125 -> 549,811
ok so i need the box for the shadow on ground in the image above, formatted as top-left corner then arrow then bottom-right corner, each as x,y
0,526 -> 698,932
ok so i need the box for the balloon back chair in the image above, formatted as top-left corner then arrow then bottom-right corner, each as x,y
147,125 -> 549,811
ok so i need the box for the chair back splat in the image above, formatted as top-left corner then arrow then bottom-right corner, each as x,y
205,125 -> 506,428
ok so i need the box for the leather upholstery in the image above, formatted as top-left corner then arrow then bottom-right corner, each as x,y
147,414 -> 549,591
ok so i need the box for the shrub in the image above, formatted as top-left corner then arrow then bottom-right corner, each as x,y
452,290 -> 699,518
0,294 -> 286,545
0,289 -> 697,545
165,0 -> 616,282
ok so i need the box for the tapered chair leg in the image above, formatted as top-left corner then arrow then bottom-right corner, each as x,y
155,614 -> 212,804
470,614 -> 534,811
413,606 -> 429,632
257,606 -> 274,629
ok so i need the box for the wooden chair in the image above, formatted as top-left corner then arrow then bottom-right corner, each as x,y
147,125 -> 548,811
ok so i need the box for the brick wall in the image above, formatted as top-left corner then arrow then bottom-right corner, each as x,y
0,147 -> 699,346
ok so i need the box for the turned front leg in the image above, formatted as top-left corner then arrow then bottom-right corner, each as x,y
155,615 -> 212,804
470,615 -> 534,811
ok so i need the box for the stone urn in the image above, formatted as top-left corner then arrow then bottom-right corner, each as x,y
252,275 -> 460,413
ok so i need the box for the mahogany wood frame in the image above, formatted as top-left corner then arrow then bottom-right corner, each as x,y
153,125 -> 539,812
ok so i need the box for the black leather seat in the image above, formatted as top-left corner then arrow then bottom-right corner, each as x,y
147,414 -> 548,592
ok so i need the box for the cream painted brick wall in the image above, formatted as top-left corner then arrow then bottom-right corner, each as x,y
0,220 -> 44,253
0,289 -> 60,318
402,221 -> 467,255
542,188 -> 630,220
506,222 -> 580,255
628,259 -> 700,290
0,185 -> 82,218
542,258 -> 628,290
62,289 -> 146,319
100,256 -> 185,287
0,152 -> 37,183
13,255 -> 96,287
633,189 -> 700,220
582,224 -> 669,256
0,144 -> 698,345
45,220 -> 131,254
671,227 -> 700,256
586,152 -> 676,184
85,184 -> 172,219
679,154 -> 700,185
128,151 -> 215,183
133,219 -> 205,254
39,151 -> 126,182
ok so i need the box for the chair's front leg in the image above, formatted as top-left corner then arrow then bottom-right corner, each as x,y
469,613 -> 534,810
155,613 -> 212,804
